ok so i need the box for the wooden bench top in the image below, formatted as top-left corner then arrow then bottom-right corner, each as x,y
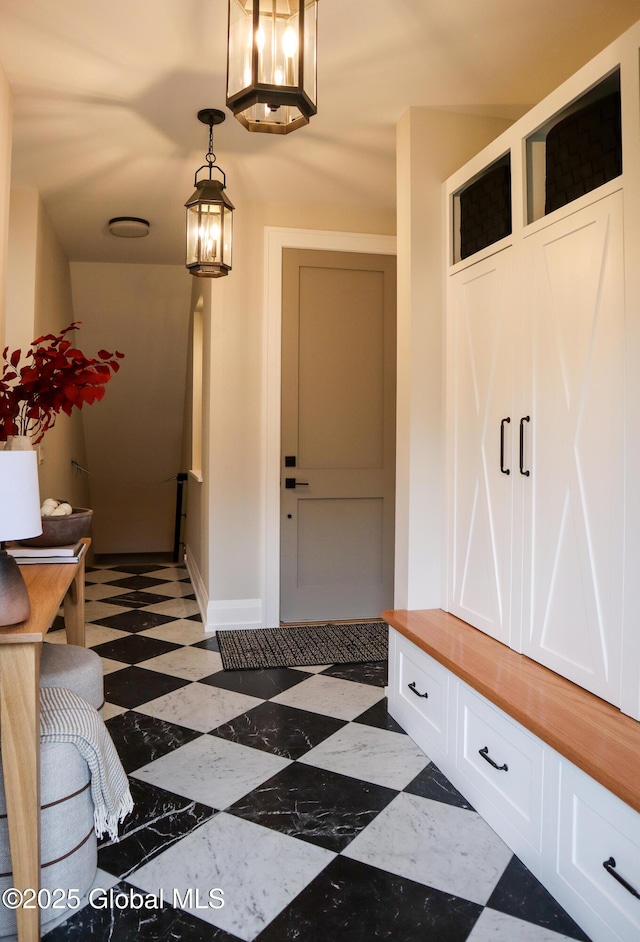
383,608 -> 640,815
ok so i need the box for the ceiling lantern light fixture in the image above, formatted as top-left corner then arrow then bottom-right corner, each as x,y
226,0 -> 318,134
185,109 -> 234,278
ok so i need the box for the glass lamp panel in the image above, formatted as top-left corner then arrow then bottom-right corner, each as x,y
228,0 -> 254,98
257,1 -> 300,87
222,206 -> 233,267
198,205 -> 223,263
186,205 -> 201,266
303,0 -> 317,106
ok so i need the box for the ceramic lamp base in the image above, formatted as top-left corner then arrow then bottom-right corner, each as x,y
0,549 -> 31,626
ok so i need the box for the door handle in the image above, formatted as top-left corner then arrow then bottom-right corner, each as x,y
479,745 -> 508,772
500,417 -> 511,475
285,478 -> 309,489
519,416 -> 530,476
603,857 -> 640,899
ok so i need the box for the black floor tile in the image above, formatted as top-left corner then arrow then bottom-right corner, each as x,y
98,778 -> 216,879
93,634 -> 182,665
200,666 -> 310,700
104,666 -> 189,709
211,700 -> 346,759
404,762 -> 475,811
43,881 -> 241,941
100,590 -> 174,609
106,711 -> 202,773
255,855 -> 483,942
486,855 -> 591,940
353,697 -> 405,733
104,575 -> 170,590
192,635 -> 219,651
93,609 -> 178,633
319,661 -> 388,687
227,761 -> 397,853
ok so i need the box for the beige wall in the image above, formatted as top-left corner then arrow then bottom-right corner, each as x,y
0,60 -> 11,344
4,186 -> 90,509
5,187 -> 38,352
186,200 -> 395,628
70,262 -> 191,555
394,108 -> 513,609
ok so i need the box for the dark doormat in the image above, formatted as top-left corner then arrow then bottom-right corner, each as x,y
216,622 -> 388,670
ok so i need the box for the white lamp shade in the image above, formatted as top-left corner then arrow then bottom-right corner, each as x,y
0,451 -> 43,541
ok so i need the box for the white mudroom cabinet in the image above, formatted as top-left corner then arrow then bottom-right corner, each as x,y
445,23 -> 640,716
387,19 -> 640,942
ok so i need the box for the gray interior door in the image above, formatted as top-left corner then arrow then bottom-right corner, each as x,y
280,248 -> 396,623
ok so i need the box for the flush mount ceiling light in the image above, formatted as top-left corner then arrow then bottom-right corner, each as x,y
184,109 -> 235,278
108,217 -> 150,238
226,0 -> 318,134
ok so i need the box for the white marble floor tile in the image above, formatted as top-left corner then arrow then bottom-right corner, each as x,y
84,582 -> 132,601
144,598 -> 201,619
44,624 -> 127,647
102,702 -> 128,720
271,673 -> 385,721
135,681 -> 263,732
298,722 -> 430,790
129,812 -> 334,942
291,664 -> 331,674
467,908 -> 581,941
142,646 -> 223,681
84,600 -> 130,623
132,735 -> 290,809
84,624 -> 130,647
84,569 -> 129,584
100,656 -> 128,675
144,566 -> 190,581
343,791 -> 513,906
144,581 -> 196,598
139,619 -> 212,645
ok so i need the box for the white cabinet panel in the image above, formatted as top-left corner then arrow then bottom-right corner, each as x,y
521,193 -> 625,705
447,249 -> 515,646
556,760 -> 640,942
388,629 -> 450,766
456,683 -> 544,856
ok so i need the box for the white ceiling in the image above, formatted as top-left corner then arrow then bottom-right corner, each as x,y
0,0 -> 638,266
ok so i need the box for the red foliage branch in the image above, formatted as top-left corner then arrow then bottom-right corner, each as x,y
0,322 -> 124,444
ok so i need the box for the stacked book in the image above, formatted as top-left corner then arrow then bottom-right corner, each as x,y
6,540 -> 84,564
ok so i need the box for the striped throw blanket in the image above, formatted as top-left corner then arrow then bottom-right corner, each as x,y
40,686 -> 133,841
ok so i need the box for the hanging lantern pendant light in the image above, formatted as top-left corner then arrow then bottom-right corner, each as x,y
185,109 -> 235,277
226,0 -> 318,134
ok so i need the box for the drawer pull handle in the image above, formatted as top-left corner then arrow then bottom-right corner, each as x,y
408,681 -> 428,699
479,746 -> 508,772
603,857 -> 640,899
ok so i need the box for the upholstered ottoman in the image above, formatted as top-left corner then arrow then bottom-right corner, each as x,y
0,740 -> 97,937
40,642 -> 104,712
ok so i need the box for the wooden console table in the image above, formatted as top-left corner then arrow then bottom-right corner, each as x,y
0,538 -> 89,942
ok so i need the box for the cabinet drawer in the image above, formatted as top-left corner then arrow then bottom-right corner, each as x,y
557,761 -> 640,942
456,684 -> 544,852
389,630 -> 450,760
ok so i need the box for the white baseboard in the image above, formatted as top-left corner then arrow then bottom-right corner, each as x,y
206,599 -> 263,632
185,547 -> 263,632
184,547 -> 208,627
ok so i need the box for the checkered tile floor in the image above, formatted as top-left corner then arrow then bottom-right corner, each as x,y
39,561 -> 591,942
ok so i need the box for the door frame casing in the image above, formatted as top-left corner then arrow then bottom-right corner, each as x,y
263,228 -> 397,627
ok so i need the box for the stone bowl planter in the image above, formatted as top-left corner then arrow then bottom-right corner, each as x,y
19,508 -> 93,548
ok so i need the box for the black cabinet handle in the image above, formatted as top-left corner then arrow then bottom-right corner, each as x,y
285,478 -> 309,489
500,417 -> 511,475
519,416 -> 530,476
479,745 -> 508,771
603,857 -> 640,899
408,681 -> 428,699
